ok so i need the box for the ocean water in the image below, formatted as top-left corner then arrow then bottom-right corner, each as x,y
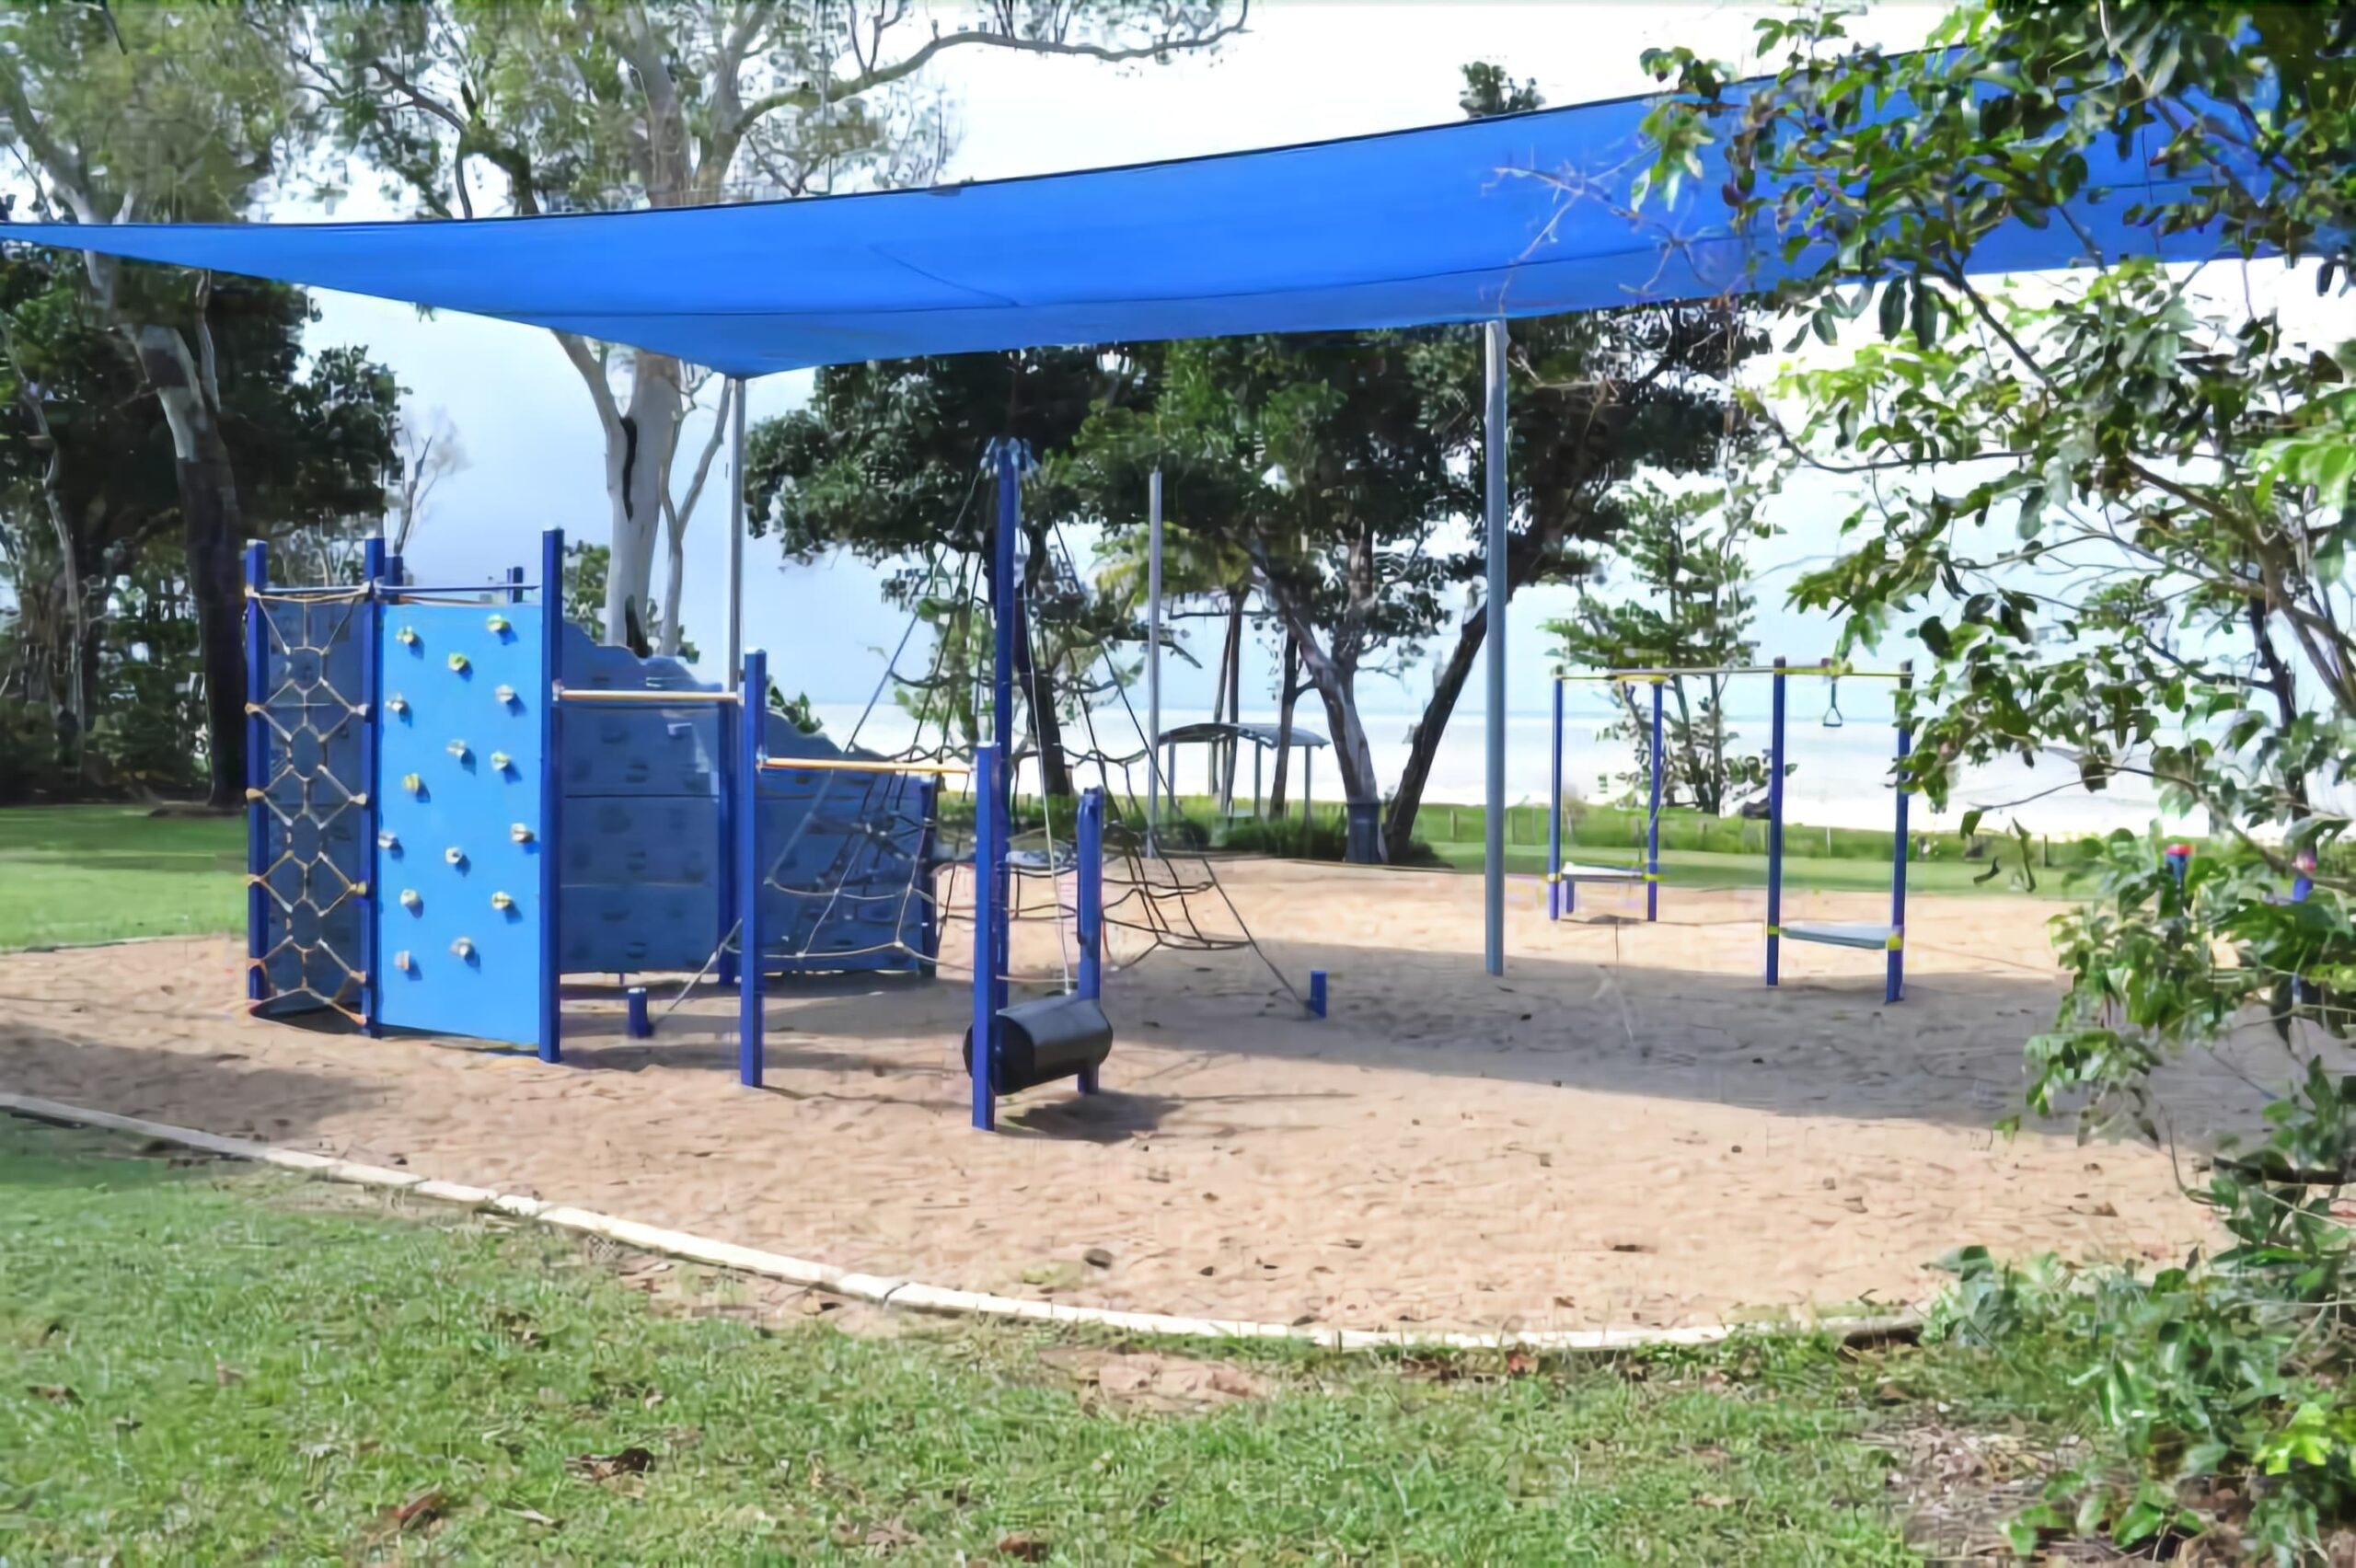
803,700 -> 2196,837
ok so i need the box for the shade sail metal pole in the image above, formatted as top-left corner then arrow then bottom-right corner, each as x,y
991,440 -> 1018,1023
1547,676 -> 1563,922
1483,318 -> 1508,977
1147,467 -> 1163,857
726,376 -> 746,692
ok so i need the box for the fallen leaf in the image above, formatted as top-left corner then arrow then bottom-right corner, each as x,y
214,1362 -> 245,1387
386,1489 -> 445,1530
1505,1352 -> 1537,1377
568,1447 -> 656,1483
27,1384 -> 77,1405
998,1530 -> 1052,1561
864,1517 -> 921,1551
1693,1493 -> 1737,1510
502,1505 -> 560,1528
1082,1247 -> 1114,1269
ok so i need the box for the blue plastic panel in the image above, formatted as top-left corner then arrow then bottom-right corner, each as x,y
374,602 -> 548,1044
252,594 -> 369,1012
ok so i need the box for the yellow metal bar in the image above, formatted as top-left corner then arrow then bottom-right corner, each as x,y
553,686 -> 741,705
760,756 -> 971,777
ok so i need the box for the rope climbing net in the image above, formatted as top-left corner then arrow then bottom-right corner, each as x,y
245,585 -> 371,1022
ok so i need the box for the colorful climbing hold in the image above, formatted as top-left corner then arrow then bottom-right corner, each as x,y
446,739 -> 470,760
486,614 -> 511,635
378,831 -> 400,851
445,846 -> 467,867
491,891 -> 514,912
401,772 -> 422,795
387,694 -> 409,715
510,823 -> 535,844
450,937 -> 475,960
399,889 -> 422,912
447,651 -> 471,673
394,950 -> 414,973
494,684 -> 517,706
396,626 -> 418,647
490,751 -> 512,772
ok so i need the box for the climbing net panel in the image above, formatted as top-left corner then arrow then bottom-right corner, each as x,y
248,586 -> 371,1021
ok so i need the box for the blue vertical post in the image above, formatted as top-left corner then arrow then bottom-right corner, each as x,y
537,529 -> 565,1062
917,777 -> 941,974
383,552 -> 405,589
1547,677 -> 1564,921
243,542 -> 271,1003
1309,969 -> 1328,1018
1766,656 -> 1787,987
1646,678 -> 1665,923
1888,661 -> 1912,1005
357,537 -> 387,1036
715,685 -> 739,988
1075,785 -> 1103,1095
506,565 -> 525,605
971,744 -> 1001,1131
989,440 -> 1019,1023
737,649 -> 766,1088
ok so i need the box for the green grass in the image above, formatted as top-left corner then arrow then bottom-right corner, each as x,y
0,1116 -> 2001,1562
0,805 -> 243,951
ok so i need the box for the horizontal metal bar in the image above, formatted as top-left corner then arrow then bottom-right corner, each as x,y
759,756 -> 970,777
383,582 -> 540,595
1555,662 -> 1913,681
554,686 -> 740,705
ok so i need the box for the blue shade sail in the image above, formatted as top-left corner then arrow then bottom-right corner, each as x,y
0,91 -> 2232,375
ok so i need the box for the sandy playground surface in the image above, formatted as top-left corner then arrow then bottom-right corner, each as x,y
0,859 -> 2281,1335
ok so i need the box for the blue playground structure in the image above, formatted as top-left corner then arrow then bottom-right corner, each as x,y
246,460 -> 1117,1131
1546,659 -> 1914,1002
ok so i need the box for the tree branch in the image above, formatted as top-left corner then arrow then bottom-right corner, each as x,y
555,330 -> 623,435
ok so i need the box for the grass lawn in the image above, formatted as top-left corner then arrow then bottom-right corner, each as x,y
0,1116 -> 2065,1562
0,806 -> 244,951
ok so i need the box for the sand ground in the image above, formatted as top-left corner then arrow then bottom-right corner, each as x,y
0,859 -> 2273,1334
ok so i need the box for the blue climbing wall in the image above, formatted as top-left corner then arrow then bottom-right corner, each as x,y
252,593 -> 370,1015
552,624 -> 929,977
373,602 -> 549,1043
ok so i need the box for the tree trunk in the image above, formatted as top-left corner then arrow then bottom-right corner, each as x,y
601,351 -> 683,648
1217,590 -> 1245,813
1017,527 -> 1073,801
1383,603 -> 1491,864
1268,633 -> 1299,817
131,323 -> 246,809
659,518 -> 687,658
1260,584 -> 1382,861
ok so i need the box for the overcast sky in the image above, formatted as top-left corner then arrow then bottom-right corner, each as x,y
292,1 -> 1971,727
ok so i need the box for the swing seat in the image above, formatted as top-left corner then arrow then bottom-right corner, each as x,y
1781,920 -> 1900,952
1558,861 -> 1646,883
963,993 -> 1114,1095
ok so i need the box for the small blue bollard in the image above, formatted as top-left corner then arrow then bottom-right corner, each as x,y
626,986 -> 652,1039
1308,970 -> 1327,1019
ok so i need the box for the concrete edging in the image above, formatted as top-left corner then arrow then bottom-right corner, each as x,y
0,1090 -> 1921,1354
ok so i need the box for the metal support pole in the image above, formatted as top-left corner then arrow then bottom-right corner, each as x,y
243,542 -> 270,1004
971,743 -> 1000,1131
1888,660 -> 1912,1005
737,647 -> 766,1086
1147,467 -> 1163,856
1076,785 -> 1103,1096
716,676 -> 739,989
1646,678 -> 1665,923
726,376 -> 746,692
1253,745 -> 1263,820
537,528 -> 566,1061
1548,676 -> 1564,921
1302,750 -> 1312,829
1483,317 -> 1509,976
357,537 -> 386,1036
506,565 -> 525,605
990,440 -> 1019,1022
1766,656 -> 1787,987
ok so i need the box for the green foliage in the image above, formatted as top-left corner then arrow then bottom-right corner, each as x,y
1637,1 -> 2356,1552
765,680 -> 822,736
1546,481 -> 1772,813
561,540 -> 695,660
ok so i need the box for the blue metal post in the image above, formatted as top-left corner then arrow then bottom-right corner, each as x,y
357,537 -> 387,1036
383,552 -> 405,589
1075,785 -> 1103,1095
989,440 -> 1019,1022
626,986 -> 652,1039
1888,661 -> 1911,1005
917,777 -> 941,974
537,529 -> 565,1061
972,744 -> 1001,1131
1309,969 -> 1328,1018
506,564 -> 525,605
1766,656 -> 1787,987
737,649 -> 766,1088
243,542 -> 271,1003
1646,677 -> 1665,923
1547,677 -> 1564,921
